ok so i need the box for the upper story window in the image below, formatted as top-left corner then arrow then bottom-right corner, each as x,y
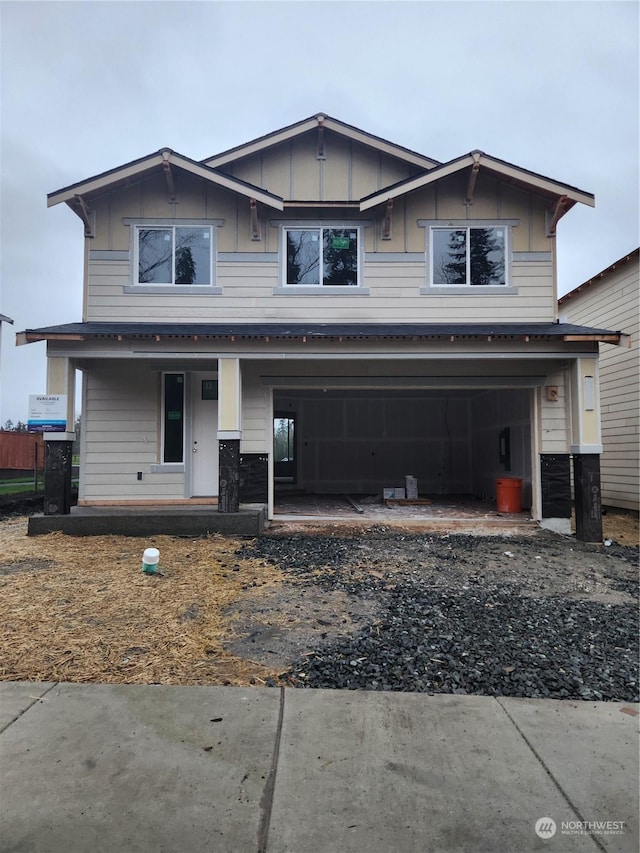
430,226 -> 507,287
137,225 -> 213,285
284,226 -> 359,287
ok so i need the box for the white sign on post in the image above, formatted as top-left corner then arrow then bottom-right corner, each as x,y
28,395 -> 67,433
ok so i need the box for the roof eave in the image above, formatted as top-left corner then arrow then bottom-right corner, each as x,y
203,113 -> 440,170
48,150 -> 285,213
360,151 -> 595,212
16,323 -> 622,347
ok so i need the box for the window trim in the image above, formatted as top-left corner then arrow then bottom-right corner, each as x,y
418,219 -> 519,295
279,221 -> 365,289
124,218 -> 223,294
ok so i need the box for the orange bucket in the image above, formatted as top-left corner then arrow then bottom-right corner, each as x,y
496,478 -> 522,513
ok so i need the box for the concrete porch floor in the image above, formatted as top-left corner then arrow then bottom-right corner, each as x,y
26,494 -> 536,537
273,492 -> 536,534
27,503 -> 267,537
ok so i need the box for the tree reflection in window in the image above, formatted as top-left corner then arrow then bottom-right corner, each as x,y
433,227 -> 505,286
286,227 -> 358,286
138,227 -> 211,285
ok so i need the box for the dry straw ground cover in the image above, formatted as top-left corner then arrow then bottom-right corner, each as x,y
0,517 -> 286,686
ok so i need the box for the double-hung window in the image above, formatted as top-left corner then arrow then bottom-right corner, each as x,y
430,225 -> 507,287
137,225 -> 213,286
284,226 -> 360,287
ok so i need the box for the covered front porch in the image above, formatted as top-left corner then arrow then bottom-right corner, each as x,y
27,492 -> 536,537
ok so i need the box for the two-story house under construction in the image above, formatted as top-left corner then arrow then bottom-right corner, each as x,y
19,114 -> 624,539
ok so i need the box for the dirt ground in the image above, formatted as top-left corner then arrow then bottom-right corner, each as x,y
0,510 -> 637,686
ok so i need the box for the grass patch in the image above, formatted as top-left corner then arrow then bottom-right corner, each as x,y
0,479 -> 44,496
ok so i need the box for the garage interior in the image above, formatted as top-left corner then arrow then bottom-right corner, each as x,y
272,387 -> 533,518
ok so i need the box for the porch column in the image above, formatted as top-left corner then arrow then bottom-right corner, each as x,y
217,358 -> 241,513
570,357 -> 603,542
43,357 -> 76,515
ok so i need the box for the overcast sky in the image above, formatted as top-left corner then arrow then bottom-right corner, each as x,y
1,0 -> 638,424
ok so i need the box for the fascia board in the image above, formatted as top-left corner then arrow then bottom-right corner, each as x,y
47,151 -> 284,211
360,152 -> 595,211
166,154 -> 284,209
47,152 -> 166,206
203,118 -> 321,167
204,115 -> 439,170
480,155 -> 595,207
321,118 -> 439,168
360,155 -> 475,210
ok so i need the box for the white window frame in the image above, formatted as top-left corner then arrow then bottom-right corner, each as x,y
419,219 -> 519,295
280,223 -> 363,289
124,218 -> 223,294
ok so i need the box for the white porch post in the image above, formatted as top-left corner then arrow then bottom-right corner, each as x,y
217,357 -> 242,512
570,356 -> 603,542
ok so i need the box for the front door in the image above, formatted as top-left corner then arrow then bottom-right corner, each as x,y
191,372 -> 218,496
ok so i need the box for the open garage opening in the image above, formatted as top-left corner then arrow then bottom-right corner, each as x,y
272,388 -> 532,517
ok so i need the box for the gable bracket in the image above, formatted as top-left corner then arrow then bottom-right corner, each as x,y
546,195 -> 569,236
162,152 -> 176,202
71,194 -> 95,237
250,199 -> 261,240
466,156 -> 481,203
316,115 -> 326,160
381,199 -> 393,240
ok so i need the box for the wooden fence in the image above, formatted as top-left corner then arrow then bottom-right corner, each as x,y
0,431 -> 45,472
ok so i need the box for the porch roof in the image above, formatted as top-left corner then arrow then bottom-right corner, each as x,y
17,321 -> 623,345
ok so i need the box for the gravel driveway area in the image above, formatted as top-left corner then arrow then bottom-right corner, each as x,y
231,529 -> 639,701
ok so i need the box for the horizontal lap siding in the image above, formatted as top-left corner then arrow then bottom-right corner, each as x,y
82,366 -> 185,502
562,257 -> 639,510
241,365 -> 269,453
539,370 -> 569,453
86,257 -> 553,324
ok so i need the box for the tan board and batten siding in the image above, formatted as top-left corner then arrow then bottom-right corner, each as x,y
560,252 -> 639,511
85,129 -> 555,325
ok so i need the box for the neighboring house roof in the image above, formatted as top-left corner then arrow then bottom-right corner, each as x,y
360,150 -> 594,212
0,314 -> 14,324
558,248 -> 640,305
202,113 -> 440,170
46,114 -> 594,230
17,321 -> 623,345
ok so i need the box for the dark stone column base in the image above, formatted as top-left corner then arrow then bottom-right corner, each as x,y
540,454 -> 571,519
44,440 -> 73,515
218,439 -> 240,513
573,454 -> 603,542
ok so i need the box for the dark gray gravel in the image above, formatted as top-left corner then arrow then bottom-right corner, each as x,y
238,532 -> 639,701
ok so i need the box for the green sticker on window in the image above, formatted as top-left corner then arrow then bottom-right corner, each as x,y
331,236 -> 350,249
167,411 -> 182,420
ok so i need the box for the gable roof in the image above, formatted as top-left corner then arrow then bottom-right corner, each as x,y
360,150 -> 595,212
47,115 -> 595,228
202,113 -> 440,170
47,148 -> 285,211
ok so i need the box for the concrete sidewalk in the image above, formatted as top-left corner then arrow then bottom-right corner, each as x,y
0,683 -> 637,853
